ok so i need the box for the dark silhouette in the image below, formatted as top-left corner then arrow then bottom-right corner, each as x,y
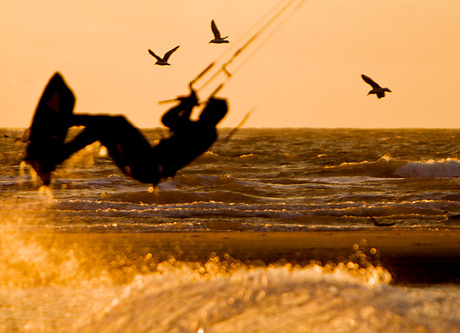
444,210 -> 460,221
148,45 -> 180,66
25,73 -> 75,185
25,72 -> 228,186
361,74 -> 391,99
209,20 -> 229,44
4,128 -> 30,142
370,217 -> 396,227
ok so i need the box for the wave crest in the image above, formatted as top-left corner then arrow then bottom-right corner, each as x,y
324,155 -> 460,178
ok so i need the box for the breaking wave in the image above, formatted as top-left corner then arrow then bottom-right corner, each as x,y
322,155 -> 460,178
76,262 -> 460,333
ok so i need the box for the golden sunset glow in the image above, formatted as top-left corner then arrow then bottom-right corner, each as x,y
1,0 -> 460,128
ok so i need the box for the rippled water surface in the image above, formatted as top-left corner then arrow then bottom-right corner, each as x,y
1,128 -> 460,332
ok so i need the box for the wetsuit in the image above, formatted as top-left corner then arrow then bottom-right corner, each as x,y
25,75 -> 228,186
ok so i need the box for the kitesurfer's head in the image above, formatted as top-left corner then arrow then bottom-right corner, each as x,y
199,97 -> 228,126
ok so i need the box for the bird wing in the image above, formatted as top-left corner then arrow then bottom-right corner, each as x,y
163,45 -> 180,61
361,74 -> 381,89
211,20 -> 221,39
148,49 -> 162,61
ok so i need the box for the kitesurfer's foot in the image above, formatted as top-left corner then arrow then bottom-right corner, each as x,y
25,157 -> 61,186
24,146 -> 64,186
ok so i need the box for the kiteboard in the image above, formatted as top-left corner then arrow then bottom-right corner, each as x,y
25,72 -> 75,185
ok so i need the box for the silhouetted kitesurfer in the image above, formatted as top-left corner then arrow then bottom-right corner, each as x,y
25,72 -> 228,186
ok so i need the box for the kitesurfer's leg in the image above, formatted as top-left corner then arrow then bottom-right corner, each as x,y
70,114 -> 152,158
60,114 -> 160,184
24,73 -> 75,185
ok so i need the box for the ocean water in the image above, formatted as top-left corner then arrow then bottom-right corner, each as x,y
1,128 -> 460,332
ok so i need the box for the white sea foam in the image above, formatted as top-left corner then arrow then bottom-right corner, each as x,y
77,264 -> 460,333
395,158 -> 460,178
324,155 -> 460,179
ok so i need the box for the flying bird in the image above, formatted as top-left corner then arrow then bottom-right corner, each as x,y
209,20 -> 229,44
148,45 -> 180,66
361,74 -> 391,99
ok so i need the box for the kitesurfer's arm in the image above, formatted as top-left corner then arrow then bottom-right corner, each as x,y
161,89 -> 198,130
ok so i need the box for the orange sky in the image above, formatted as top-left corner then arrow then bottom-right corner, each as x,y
1,0 -> 460,128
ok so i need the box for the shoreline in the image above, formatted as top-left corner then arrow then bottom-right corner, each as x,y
25,229 -> 460,285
